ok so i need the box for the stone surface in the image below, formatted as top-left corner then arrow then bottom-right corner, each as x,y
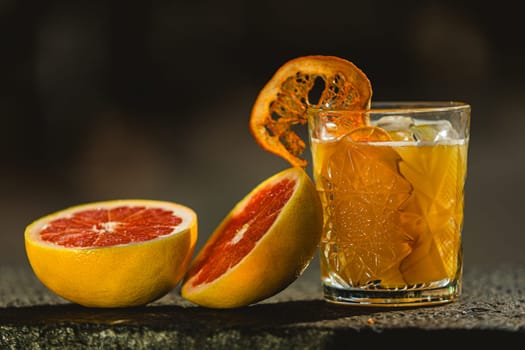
1,263 -> 525,348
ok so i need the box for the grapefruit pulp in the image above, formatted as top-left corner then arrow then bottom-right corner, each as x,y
181,167 -> 323,308
25,199 -> 197,308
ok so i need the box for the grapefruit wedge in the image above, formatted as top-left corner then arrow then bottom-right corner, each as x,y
181,167 -> 323,308
24,199 -> 197,308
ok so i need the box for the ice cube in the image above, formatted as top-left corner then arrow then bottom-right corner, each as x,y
388,130 -> 416,141
410,120 -> 459,142
374,115 -> 416,141
375,115 -> 414,131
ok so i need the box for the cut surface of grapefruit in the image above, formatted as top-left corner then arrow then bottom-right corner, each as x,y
250,55 -> 372,167
25,199 -> 197,308
180,167 -> 323,308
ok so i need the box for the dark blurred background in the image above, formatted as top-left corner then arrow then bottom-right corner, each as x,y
2,0 -> 524,269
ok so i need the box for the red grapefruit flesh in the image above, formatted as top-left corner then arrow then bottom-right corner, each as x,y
39,205 -> 184,247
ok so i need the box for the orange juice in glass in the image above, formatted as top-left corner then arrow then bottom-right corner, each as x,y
308,102 -> 470,306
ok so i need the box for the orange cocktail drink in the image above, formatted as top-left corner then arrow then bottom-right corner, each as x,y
308,102 -> 470,306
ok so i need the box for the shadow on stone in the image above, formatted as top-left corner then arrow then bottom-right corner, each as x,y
0,299 -> 399,329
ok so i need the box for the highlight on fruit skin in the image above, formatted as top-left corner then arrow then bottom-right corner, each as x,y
180,166 -> 323,309
250,55 -> 372,167
24,199 -> 198,308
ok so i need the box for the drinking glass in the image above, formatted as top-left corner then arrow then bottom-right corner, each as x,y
308,101 -> 470,306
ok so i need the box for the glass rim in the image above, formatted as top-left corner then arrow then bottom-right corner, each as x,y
309,101 -> 470,114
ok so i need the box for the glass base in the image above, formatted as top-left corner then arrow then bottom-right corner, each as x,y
323,282 -> 461,307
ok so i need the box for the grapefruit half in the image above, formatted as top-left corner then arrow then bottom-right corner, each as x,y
180,167 -> 323,308
25,199 -> 197,308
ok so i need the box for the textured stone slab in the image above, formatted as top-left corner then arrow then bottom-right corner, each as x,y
1,263 -> 524,348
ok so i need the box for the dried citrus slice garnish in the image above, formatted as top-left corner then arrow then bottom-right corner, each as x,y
250,55 -> 372,167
